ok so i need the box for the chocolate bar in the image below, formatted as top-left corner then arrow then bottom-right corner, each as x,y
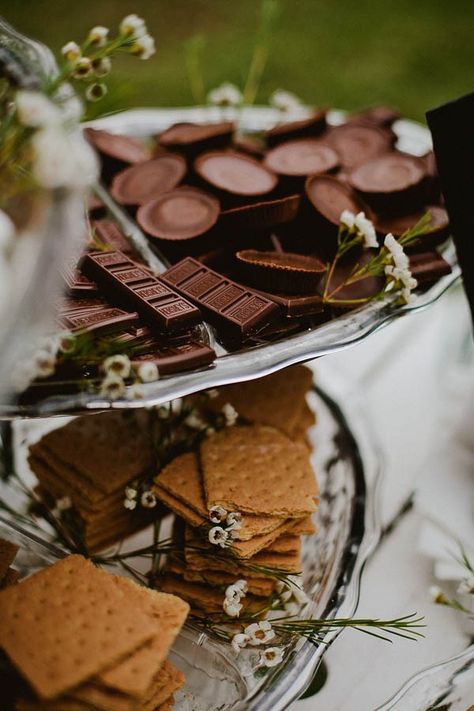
63,264 -> 99,297
132,341 -> 215,375
160,257 -> 280,343
59,305 -> 140,335
81,251 -> 202,331
252,288 -> 324,317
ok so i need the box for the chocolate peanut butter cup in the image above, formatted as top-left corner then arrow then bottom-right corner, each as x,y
137,186 -> 220,241
263,139 -> 339,178
348,153 -> 427,214
305,174 -> 367,227
83,128 -> 151,181
323,122 -> 394,170
221,194 -> 301,231
375,205 -> 449,249
265,110 -> 328,146
236,249 -> 326,294
158,121 -> 234,155
110,154 -> 187,206
194,151 -> 278,198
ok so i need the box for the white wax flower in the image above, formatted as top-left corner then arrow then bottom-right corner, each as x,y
100,374 -> 126,400
120,14 -> 147,38
103,354 -> 131,378
207,82 -> 243,107
208,526 -> 228,547
354,211 -> 378,248
209,505 -> 228,523
141,491 -> 157,508
93,57 -> 112,77
244,621 -> 275,646
137,361 -> 159,383
231,632 -> 250,653
223,599 -> 242,617
340,209 -> 356,229
16,91 -> 60,128
259,646 -> 284,667
85,83 -> 108,102
226,511 -> 242,531
124,497 -> 137,510
132,34 -> 156,60
73,57 -> 93,79
222,402 -> 238,426
270,89 -> 302,113
61,41 -> 81,63
88,26 -> 109,46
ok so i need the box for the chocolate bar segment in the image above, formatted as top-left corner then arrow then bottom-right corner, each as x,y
59,305 -> 140,335
161,257 -> 280,343
132,342 -> 215,375
81,251 -> 202,331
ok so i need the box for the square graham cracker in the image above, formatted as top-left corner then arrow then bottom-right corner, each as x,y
97,576 -> 189,699
201,425 -> 318,516
208,365 -> 313,438
154,452 -> 288,541
0,555 -> 158,700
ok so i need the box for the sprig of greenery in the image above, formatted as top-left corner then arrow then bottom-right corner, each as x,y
243,0 -> 282,106
271,612 -> 425,643
323,212 -> 434,306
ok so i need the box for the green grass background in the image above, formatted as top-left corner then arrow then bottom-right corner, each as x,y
1,0 -> 473,122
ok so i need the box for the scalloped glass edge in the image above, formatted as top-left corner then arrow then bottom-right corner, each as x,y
0,375 -> 382,710
375,644 -> 474,711
0,106 -> 460,418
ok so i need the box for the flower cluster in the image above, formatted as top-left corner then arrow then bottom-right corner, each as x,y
340,209 -> 379,249
231,621 -> 284,667
223,579 -> 248,618
222,402 -> 239,426
123,484 -> 157,511
60,16 -> 155,104
99,354 -> 160,401
383,233 -> 418,304
208,505 -> 242,548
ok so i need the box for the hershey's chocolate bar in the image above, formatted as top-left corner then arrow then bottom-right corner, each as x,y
160,257 -> 280,343
81,251 -> 202,331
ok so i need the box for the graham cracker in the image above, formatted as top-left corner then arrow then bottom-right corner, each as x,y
185,520 -> 293,561
0,567 -> 20,589
169,560 -> 275,597
154,452 -> 285,541
155,484 -> 206,529
70,683 -> 136,711
157,698 -> 174,711
30,411 -> 155,495
142,662 -> 184,710
158,575 -> 266,619
290,516 -> 316,536
0,555 -> 158,700
185,543 -> 301,575
201,425 -> 318,516
267,535 -> 301,554
0,538 -> 19,581
98,576 -> 189,698
15,700 -> 92,710
208,365 -> 313,438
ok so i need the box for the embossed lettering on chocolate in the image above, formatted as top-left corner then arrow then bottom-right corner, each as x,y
161,257 -> 280,343
82,251 -> 202,331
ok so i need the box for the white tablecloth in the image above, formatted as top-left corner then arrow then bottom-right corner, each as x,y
293,282 -> 473,710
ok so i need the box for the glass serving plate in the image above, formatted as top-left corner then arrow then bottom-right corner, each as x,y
0,19 -> 90,403
376,644 -> 474,711
0,377 -> 381,709
0,106 -> 461,419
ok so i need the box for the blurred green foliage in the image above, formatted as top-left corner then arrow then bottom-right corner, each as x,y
1,0 -> 473,121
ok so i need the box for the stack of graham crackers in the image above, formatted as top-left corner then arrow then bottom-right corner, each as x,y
0,555 -> 189,710
153,366 -> 318,619
0,538 -> 20,590
27,412 -> 157,552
